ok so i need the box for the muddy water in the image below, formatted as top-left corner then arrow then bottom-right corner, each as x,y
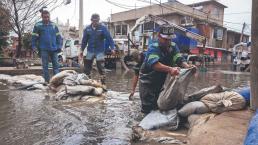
0,66 -> 250,145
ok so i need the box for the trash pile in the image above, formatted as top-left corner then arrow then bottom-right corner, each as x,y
48,70 -> 107,101
133,67 -> 249,143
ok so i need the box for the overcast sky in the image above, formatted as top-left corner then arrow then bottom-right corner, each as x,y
51,0 -> 252,34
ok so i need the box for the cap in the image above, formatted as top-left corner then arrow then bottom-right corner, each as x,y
91,13 -> 100,21
159,25 -> 175,39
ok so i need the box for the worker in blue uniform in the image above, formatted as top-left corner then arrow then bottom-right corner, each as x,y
80,13 -> 115,84
139,24 -> 193,114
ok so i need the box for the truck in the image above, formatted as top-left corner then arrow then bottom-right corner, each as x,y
128,14 -> 206,52
58,39 -> 81,67
232,42 -> 251,72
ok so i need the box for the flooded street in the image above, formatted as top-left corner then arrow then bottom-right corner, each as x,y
0,65 -> 250,145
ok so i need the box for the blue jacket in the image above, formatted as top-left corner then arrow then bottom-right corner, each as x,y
139,41 -> 185,89
81,24 -> 115,54
31,21 -> 62,51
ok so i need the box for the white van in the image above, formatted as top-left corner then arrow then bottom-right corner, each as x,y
63,39 -> 80,59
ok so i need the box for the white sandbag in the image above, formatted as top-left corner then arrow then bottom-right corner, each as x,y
178,101 -> 210,117
201,91 -> 246,113
49,70 -> 76,86
63,73 -> 89,86
185,85 -> 224,103
139,109 -> 179,131
0,74 -> 12,81
93,88 -> 104,96
157,67 -> 196,111
65,85 -> 95,95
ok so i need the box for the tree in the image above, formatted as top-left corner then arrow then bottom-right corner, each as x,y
1,0 -> 67,58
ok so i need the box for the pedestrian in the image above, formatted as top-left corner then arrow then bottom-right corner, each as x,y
31,10 -> 62,83
139,24 -> 194,114
128,50 -> 145,100
80,13 -> 115,84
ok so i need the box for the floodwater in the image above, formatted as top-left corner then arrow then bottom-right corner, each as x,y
0,65 -> 250,145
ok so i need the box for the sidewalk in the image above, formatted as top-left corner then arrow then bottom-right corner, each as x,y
187,109 -> 253,145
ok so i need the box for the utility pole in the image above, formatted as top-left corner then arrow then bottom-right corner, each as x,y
240,22 -> 246,42
79,0 -> 83,41
251,0 -> 258,110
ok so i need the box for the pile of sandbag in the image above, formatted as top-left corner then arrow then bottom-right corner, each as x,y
0,74 -> 46,90
178,85 -> 246,117
48,70 -> 107,101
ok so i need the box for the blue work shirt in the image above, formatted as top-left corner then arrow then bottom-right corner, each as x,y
81,24 -> 115,54
139,41 -> 185,90
31,21 -> 62,51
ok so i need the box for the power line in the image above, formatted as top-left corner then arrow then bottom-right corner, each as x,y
105,0 -> 145,10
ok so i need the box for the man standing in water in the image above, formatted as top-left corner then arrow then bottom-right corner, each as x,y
139,25 -> 193,114
32,10 -> 62,83
80,13 -> 115,84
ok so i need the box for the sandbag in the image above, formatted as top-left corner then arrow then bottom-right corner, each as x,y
63,73 -> 89,86
201,91 -> 246,113
178,101 -> 210,117
139,109 -> 179,131
157,67 -> 196,111
185,85 -> 224,103
49,70 -> 76,87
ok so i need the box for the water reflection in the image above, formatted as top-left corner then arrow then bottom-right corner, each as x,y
0,66 -> 250,145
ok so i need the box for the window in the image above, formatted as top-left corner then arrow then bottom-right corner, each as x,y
143,21 -> 155,31
214,28 -> 223,40
122,25 -> 127,35
115,24 -> 128,35
74,40 -> 80,45
65,40 -> 71,48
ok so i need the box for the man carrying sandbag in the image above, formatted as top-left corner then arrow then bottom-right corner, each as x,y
139,24 -> 193,114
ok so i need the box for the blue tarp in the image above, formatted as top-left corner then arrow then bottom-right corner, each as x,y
173,27 -> 199,52
236,87 -> 251,105
244,109 -> 258,145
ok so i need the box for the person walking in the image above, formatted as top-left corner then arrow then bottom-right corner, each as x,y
80,13 -> 115,84
31,10 -> 62,83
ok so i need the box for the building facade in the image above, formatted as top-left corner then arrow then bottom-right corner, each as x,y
109,0 -> 249,54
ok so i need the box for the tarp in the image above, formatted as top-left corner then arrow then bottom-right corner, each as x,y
173,27 -> 199,52
244,109 -> 258,145
235,87 -> 251,104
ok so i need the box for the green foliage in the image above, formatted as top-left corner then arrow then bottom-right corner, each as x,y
0,31 -> 9,52
22,33 -> 32,50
